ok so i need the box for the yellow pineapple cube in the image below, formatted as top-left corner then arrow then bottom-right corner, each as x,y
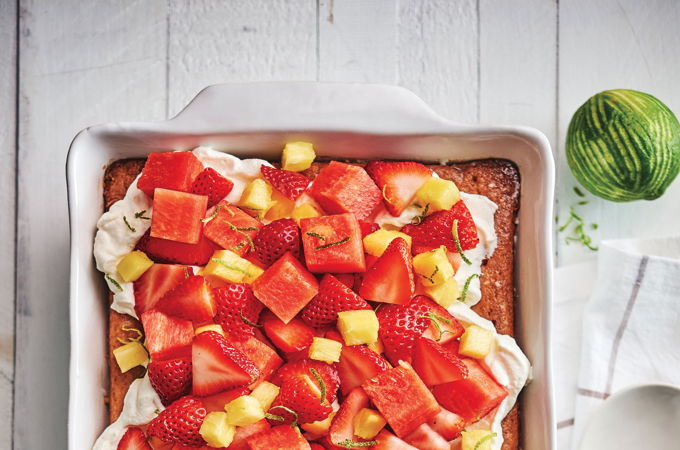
412,246 -> 455,286
415,177 -> 460,212
282,141 -> 316,172
309,337 -> 343,363
367,338 -> 385,355
195,324 -> 225,336
240,178 -> 273,215
112,341 -> 148,373
266,189 -> 296,221
116,250 -> 154,282
461,430 -> 496,450
302,411 -> 335,435
250,381 -> 281,411
362,229 -> 412,257
204,250 -> 263,285
200,411 -> 236,448
291,203 -> 321,223
424,277 -> 460,308
225,395 -> 265,426
337,310 -> 379,346
459,325 -> 495,359
353,408 -> 387,439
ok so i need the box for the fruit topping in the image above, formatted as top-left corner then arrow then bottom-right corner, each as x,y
336,310 -> 379,347
427,407 -> 466,440
401,200 -> 479,254
300,213 -> 365,273
199,411 -> 235,447
308,337 -> 342,364
326,331 -> 390,395
239,178 -> 272,216
137,152 -> 204,198
328,387 -> 369,446
250,381 -> 281,412
252,218 -> 301,267
291,203 -> 322,223
117,251 -> 154,283
200,386 -> 250,413
371,429 -> 418,449
359,237 -> 414,305
403,423 -> 449,450
225,395 -> 266,426
375,296 -> 430,365
135,230 -> 218,266
414,177 -> 461,212
270,359 -> 340,405
230,335 -> 283,385
246,425 -> 311,450
353,407 -> 387,440
365,161 -> 432,216
202,202 -> 261,257
261,310 -> 314,355
141,310 -> 193,360
459,324 -> 496,359
301,274 -> 371,328
412,337 -> 468,386
203,250 -> 263,285
282,141 -> 316,172
412,245 -> 454,287
147,396 -> 207,447
268,373 -> 334,425
212,283 -> 263,341
150,188 -> 207,244
117,427 -> 152,450
154,275 -> 216,323
362,229 -> 412,257
461,429 -> 496,450
148,357 -> 192,406
190,167 -> 234,208
423,278 -> 460,308
113,341 -> 148,374
132,264 -> 193,317
261,165 -> 311,201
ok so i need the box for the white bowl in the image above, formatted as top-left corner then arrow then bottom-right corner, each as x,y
66,82 -> 555,449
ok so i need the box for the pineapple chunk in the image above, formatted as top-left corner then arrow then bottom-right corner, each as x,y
308,337 -> 343,363
225,395 -> 265,426
367,338 -> 385,355
459,325 -> 495,359
204,250 -> 263,285
266,189 -> 296,221
412,246 -> 455,286
116,250 -> 153,282
195,324 -> 225,336
353,408 -> 387,439
461,430 -> 496,450
240,178 -> 273,215
291,203 -> 321,223
112,341 -> 148,373
337,310 -> 379,346
362,229 -> 412,257
282,141 -> 316,172
424,277 -> 460,308
415,177 -> 460,212
200,411 -> 236,448
302,411 -> 335,435
250,381 -> 281,411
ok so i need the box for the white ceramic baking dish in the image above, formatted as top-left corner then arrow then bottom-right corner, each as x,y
67,82 -> 555,450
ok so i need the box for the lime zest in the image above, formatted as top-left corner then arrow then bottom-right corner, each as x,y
452,220 -> 472,265
264,412 -> 285,422
225,221 -> 256,252
240,310 -> 262,328
211,258 -> 248,274
306,231 -> 326,241
201,205 -> 222,223
316,236 -> 350,250
417,312 -> 452,341
268,405 -> 298,427
573,186 -> 586,198
134,210 -> 151,220
154,408 -> 160,415
460,273 -> 479,302
105,274 -> 123,291
183,266 -> 190,278
310,368 -> 327,404
123,216 -> 136,232
381,184 -> 395,205
473,432 -> 497,450
411,203 -> 430,225
232,242 -> 246,251
558,203 -> 598,251
425,265 -> 439,284
337,439 -> 379,448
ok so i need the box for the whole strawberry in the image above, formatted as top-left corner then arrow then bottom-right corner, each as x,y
213,283 -> 264,340
148,358 -> 192,406
260,165 -> 310,201
147,396 -> 207,447
301,274 -> 371,327
252,218 -> 301,267
190,167 -> 234,207
376,295 -> 431,365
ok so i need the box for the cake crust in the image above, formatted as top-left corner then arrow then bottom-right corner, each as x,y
101,157 -> 520,448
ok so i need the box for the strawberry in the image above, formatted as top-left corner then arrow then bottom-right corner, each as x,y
148,358 -> 193,406
403,424 -> 449,450
328,387 -> 370,447
155,275 -> 216,323
190,167 -> 234,207
200,386 -> 250,412
331,273 -> 356,289
191,331 -> 260,396
270,359 -> 340,405
213,283 -> 264,341
365,161 -> 432,216
358,221 -> 379,238
371,429 -> 418,449
326,330 -> 390,395
301,274 -> 371,327
309,444 -> 325,450
268,372 -> 333,424
136,229 -> 218,266
260,165 -> 310,201
117,427 -> 152,450
427,408 -> 466,440
376,295 -> 431,365
358,237 -> 414,305
252,218 -> 301,267
401,200 -> 479,254
420,300 -> 465,345
412,337 -> 468,386
133,264 -> 192,317
261,310 -> 314,354
147,396 -> 207,447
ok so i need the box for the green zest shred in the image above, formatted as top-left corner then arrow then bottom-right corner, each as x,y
211,258 -> 248,274
309,368 -> 326,404
381,184 -> 395,205
316,236 -> 350,250
425,265 -> 440,284
225,221 -> 256,251
123,216 -> 136,232
558,192 -> 598,251
337,440 -> 379,448
201,205 -> 222,223
460,273 -> 479,302
473,432 -> 497,450
452,220 -> 472,265
411,203 -> 430,225
134,210 -> 151,220
418,312 -> 452,341
154,408 -> 160,415
264,412 -> 285,422
573,186 -> 586,198
306,231 -> 326,241
268,405 -> 298,428
105,274 -> 123,291
232,242 -> 246,251
183,266 -> 190,278
240,310 -> 262,328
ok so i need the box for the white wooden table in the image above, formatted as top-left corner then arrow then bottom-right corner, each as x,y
2,0 -> 680,448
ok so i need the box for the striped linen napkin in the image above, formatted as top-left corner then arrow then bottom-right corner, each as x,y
552,237 -> 680,450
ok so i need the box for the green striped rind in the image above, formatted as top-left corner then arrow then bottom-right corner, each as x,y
566,89 -> 680,202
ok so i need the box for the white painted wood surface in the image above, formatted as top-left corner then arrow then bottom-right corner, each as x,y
5,0 -> 680,448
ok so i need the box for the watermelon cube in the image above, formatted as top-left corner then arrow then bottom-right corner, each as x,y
137,151 -> 204,197
361,362 -> 440,438
252,252 -> 319,323
228,419 -> 270,450
308,161 -> 382,220
261,311 -> 314,354
300,214 -> 365,273
231,335 -> 283,386
203,201 -> 262,256
150,188 -> 208,244
431,358 -> 508,422
201,387 -> 250,413
140,310 -> 194,360
246,425 -> 310,450
136,229 -> 218,266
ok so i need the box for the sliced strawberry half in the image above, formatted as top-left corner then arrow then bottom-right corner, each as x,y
301,274 -> 371,328
141,310 -> 194,361
401,200 -> 479,254
136,229 -> 218,266
252,218 -> 301,267
270,359 -> 340,405
155,275 -> 215,323
191,331 -> 260,396
427,407 -> 466,440
403,424 -> 449,450
371,429 -> 418,449
328,387 -> 370,447
376,295 -> 431,365
148,357 -> 193,406
326,330 -> 390,395
213,283 -> 263,341
147,396 -> 207,447
261,165 -> 310,201
412,337 -> 468,386
359,237 -> 414,305
420,300 -> 465,345
365,161 -> 432,216
117,427 -> 152,450
190,167 -> 234,207
358,221 -> 379,238
133,264 -> 192,317
268,372 -> 333,424
261,310 -> 314,355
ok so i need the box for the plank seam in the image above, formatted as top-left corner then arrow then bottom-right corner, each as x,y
12,0 -> 20,447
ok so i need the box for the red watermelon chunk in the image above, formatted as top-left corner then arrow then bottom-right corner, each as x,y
133,264 -> 192,317
431,358 -> 508,422
150,188 -> 207,244
300,214 -> 365,273
200,386 -> 250,412
252,252 -> 319,323
137,152 -> 204,198
230,334 -> 283,386
412,337 -> 468,386
371,430 -> 418,450
228,419 -> 270,450
261,310 -> 314,354
246,425 -> 311,450
361,362 -> 440,438
136,229 -> 218,266
140,310 -> 194,361
328,387 -> 370,447
202,201 -> 261,256
308,161 -> 381,220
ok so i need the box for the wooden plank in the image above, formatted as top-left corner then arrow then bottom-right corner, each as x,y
0,0 -> 17,445
397,0 -> 479,123
557,0 -> 680,265
167,0 -> 317,116
15,1 -> 168,448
